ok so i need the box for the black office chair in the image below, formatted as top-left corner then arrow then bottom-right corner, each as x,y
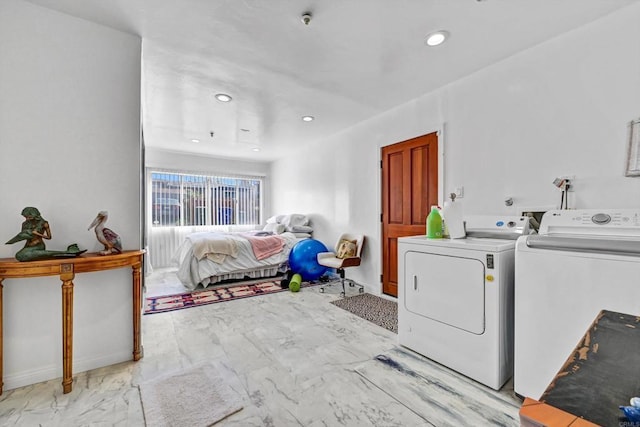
317,233 -> 365,297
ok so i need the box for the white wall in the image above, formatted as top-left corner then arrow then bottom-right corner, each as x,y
271,3 -> 640,295
0,0 -> 141,390
146,147 -> 271,176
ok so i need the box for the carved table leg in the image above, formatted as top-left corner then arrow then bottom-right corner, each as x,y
60,265 -> 74,394
132,262 -> 142,361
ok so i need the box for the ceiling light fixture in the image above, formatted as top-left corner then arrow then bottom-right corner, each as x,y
425,30 -> 449,47
215,93 -> 232,102
191,139 -> 200,143
252,147 -> 260,152
302,115 -> 314,122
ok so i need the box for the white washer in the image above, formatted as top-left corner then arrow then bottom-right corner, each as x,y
398,216 -> 530,390
514,209 -> 640,399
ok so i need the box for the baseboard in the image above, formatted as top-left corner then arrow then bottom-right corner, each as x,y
2,363 -> 59,392
3,351 -> 133,392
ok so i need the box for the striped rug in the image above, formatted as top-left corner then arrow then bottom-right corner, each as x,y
144,280 -> 317,314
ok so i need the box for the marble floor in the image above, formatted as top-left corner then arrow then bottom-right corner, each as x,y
0,270 -> 522,426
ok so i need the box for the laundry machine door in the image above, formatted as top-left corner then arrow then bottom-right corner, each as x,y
404,251 -> 485,334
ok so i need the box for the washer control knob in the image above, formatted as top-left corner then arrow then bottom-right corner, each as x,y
507,221 -> 516,228
591,213 -> 611,224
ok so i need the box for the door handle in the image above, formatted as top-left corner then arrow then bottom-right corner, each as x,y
413,275 -> 417,290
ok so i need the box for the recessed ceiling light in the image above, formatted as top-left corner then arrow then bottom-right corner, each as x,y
215,93 -> 232,102
425,31 -> 449,47
302,115 -> 314,122
191,139 -> 200,143
252,147 -> 260,152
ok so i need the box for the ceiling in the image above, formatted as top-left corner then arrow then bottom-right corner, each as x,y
25,0 -> 638,162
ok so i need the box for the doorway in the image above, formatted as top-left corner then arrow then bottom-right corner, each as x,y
381,132 -> 439,297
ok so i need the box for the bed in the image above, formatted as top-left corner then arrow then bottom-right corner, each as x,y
172,214 -> 313,290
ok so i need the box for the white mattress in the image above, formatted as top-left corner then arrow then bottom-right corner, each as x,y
172,231 -> 300,290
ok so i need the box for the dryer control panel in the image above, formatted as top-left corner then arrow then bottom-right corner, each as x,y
464,215 -> 531,239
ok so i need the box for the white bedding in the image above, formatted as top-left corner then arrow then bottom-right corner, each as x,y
172,231 -> 300,290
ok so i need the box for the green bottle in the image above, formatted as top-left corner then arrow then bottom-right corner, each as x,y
426,206 -> 443,239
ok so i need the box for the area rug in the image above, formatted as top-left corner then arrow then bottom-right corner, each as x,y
330,293 -> 398,333
144,280 -> 317,314
138,364 -> 243,427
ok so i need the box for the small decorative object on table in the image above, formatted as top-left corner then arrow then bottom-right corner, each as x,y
5,206 -> 86,261
620,397 -> 640,422
88,211 -> 122,255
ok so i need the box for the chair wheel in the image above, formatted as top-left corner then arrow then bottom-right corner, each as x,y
320,287 -> 325,293
340,292 -> 345,297
349,283 -> 354,287
358,288 -> 364,293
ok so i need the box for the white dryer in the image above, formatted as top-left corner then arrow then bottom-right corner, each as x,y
514,209 -> 640,399
398,216 -> 530,390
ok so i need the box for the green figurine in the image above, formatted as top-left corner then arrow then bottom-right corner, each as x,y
6,207 -> 86,261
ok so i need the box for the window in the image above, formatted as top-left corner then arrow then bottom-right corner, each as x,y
150,171 -> 262,227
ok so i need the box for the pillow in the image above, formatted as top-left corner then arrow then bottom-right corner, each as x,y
293,232 -> 312,239
263,223 -> 285,234
286,224 -> 313,233
266,215 -> 285,224
281,214 -> 309,227
336,239 -> 357,259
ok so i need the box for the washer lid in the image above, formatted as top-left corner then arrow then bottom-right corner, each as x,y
525,235 -> 640,256
399,235 -> 516,252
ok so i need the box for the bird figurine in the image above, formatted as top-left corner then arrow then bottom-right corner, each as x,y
88,211 -> 122,255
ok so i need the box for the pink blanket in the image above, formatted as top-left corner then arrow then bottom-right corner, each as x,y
241,232 -> 285,260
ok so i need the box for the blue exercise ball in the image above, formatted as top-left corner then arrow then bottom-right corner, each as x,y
288,239 -> 329,281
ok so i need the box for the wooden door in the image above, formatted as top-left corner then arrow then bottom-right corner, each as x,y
381,132 -> 439,297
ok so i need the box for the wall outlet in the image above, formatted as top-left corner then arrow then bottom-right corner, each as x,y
562,175 -> 575,192
454,186 -> 464,198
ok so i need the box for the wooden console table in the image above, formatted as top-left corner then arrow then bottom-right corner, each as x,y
0,250 -> 145,395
